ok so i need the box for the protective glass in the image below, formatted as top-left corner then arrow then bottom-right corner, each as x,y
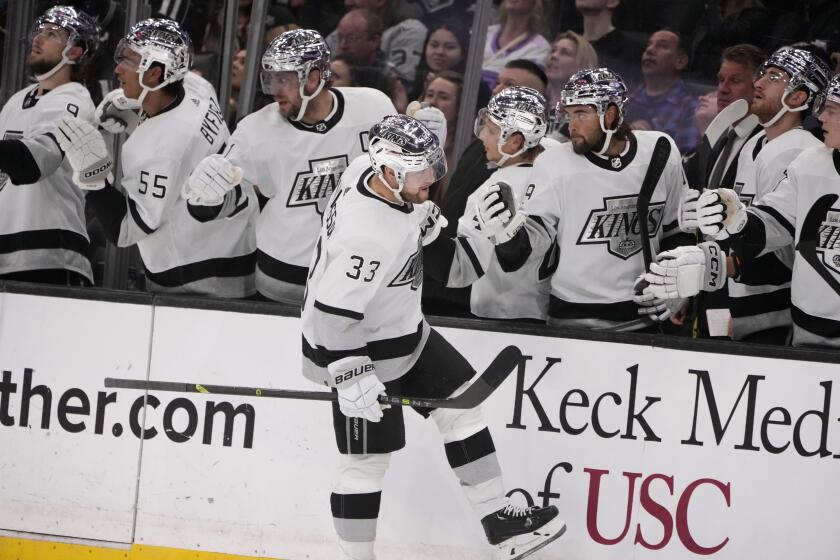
113,39 -> 142,70
403,147 -> 448,189
260,70 -> 299,95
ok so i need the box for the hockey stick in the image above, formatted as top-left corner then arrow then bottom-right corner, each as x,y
622,136 -> 672,332
696,99 -> 749,182
104,345 -> 523,409
795,193 -> 840,297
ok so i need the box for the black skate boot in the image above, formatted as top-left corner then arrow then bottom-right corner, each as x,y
481,503 -> 566,559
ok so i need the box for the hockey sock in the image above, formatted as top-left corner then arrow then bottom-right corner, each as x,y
331,453 -> 390,560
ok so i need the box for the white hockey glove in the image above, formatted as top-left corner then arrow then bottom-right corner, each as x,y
95,88 -> 141,135
474,181 -> 526,245
696,188 -> 747,240
329,356 -> 386,423
417,200 -> 448,246
632,272 -> 686,322
55,116 -> 112,190
406,101 -> 447,148
644,241 -> 727,300
182,154 -> 243,206
678,189 -> 700,233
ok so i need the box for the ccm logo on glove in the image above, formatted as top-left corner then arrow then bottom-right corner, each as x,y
706,243 -> 721,289
335,363 -> 375,385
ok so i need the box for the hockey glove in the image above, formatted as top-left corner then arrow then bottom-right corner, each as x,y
182,154 -> 243,206
678,188 -> 700,233
55,116 -> 112,190
330,356 -> 386,423
417,200 -> 448,246
644,241 -> 727,300
95,88 -> 141,135
475,181 -> 526,245
633,272 -> 686,322
696,188 -> 747,240
406,101 -> 447,148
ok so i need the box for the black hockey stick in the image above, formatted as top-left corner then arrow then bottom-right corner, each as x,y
624,136 -> 672,332
796,193 -> 840,297
104,345 -> 522,409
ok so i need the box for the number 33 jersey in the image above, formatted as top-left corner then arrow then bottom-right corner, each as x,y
301,156 -> 431,386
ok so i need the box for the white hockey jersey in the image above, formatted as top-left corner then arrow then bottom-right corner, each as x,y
226,87 -> 397,303
728,128 -> 821,339
0,82 -> 95,281
443,163 -> 554,320
117,88 -> 257,297
301,156 -> 430,386
746,145 -> 840,347
509,131 -> 685,329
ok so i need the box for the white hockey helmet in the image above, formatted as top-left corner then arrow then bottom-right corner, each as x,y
368,115 -> 447,202
560,67 -> 628,155
815,74 -> 840,122
28,5 -> 100,81
755,46 -> 831,127
261,29 -> 331,121
475,86 -> 548,166
115,18 -> 192,105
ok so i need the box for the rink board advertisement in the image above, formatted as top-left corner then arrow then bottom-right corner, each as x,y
1,291 -> 839,559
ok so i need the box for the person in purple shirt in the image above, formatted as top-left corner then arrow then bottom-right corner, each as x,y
627,29 -> 700,154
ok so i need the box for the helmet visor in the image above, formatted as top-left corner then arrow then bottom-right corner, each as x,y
28,22 -> 69,49
260,70 -> 299,95
114,39 -> 142,70
404,147 -> 447,190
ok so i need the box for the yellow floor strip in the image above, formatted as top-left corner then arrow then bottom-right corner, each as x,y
0,537 -> 281,560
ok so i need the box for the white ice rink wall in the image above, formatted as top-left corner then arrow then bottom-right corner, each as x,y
1,283 -> 840,560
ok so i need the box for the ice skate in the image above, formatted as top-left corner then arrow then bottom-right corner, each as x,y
482,503 -> 566,559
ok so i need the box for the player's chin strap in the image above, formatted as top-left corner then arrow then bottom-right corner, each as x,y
35,38 -> 79,81
493,137 -> 527,169
291,69 -> 326,122
374,167 -> 405,204
762,89 -> 809,128
594,113 -> 616,156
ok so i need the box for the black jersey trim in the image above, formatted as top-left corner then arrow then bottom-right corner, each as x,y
330,491 -> 382,519
144,252 -> 256,287
256,250 -> 308,285
583,133 -> 638,171
729,287 -> 791,319
0,138 -> 41,184
288,89 -> 345,134
0,229 -> 89,257
127,198 -> 156,235
444,427 -> 496,469
833,150 -> 840,176
753,204 -> 795,236
549,295 -> 638,321
791,305 -> 840,339
734,250 -> 792,286
302,320 -> 424,367
314,300 -> 365,320
152,83 -> 186,118
752,135 -> 766,160
355,168 -> 413,214
458,236 -> 484,278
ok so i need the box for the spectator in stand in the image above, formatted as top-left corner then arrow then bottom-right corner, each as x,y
330,54 -> 355,87
575,0 -> 645,88
422,60 -> 548,317
482,0 -> 551,90
410,19 -> 469,102
327,0 -> 427,90
627,29 -> 700,154
422,70 -> 462,200
545,31 -> 598,109
335,9 -> 384,71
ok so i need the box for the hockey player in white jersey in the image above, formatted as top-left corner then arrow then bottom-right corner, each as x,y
642,74 -> 840,348
57,18 -> 257,297
301,114 -> 565,560
476,68 -> 688,330
424,86 -> 555,320
681,46 -> 830,343
0,6 -> 99,285
181,29 -> 397,304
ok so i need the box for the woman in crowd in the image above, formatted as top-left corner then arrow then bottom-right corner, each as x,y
545,31 -> 598,109
482,0 -> 551,90
422,70 -> 463,200
410,19 -> 470,101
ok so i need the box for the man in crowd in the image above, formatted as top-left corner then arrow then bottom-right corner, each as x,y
575,0 -> 644,87
627,29 -> 699,154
